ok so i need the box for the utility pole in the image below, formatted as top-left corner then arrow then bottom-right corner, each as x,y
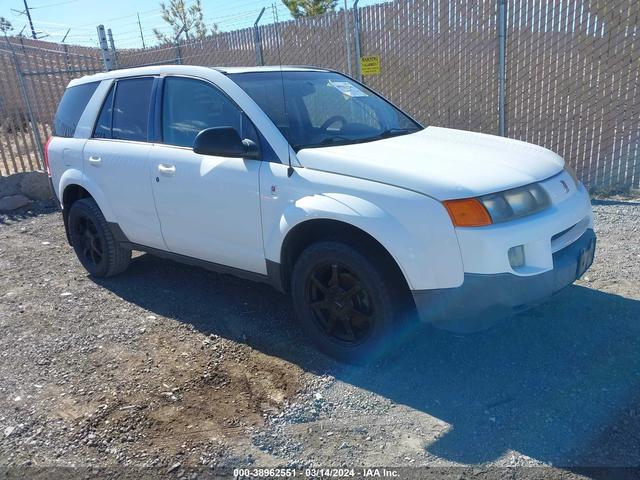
10,0 -> 38,39
22,0 -> 37,40
137,12 -> 146,49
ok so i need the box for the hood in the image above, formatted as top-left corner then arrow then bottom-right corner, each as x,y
296,126 -> 564,200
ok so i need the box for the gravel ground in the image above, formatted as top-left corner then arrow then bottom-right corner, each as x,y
0,198 -> 638,477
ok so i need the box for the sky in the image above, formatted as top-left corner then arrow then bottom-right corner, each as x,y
0,0 -> 385,49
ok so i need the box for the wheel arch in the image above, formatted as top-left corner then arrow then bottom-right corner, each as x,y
59,174 -> 115,244
278,218 -> 411,301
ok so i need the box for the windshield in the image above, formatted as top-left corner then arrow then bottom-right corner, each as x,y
228,71 -> 422,150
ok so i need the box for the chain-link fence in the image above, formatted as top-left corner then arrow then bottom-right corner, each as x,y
0,37 -> 103,175
1,0 -> 639,191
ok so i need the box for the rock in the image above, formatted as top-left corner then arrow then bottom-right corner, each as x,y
0,194 -> 30,211
4,426 -> 16,437
0,173 -> 23,197
20,172 -> 52,201
167,462 -> 181,473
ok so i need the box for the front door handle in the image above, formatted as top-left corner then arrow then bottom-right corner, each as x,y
158,164 -> 176,176
88,156 -> 102,166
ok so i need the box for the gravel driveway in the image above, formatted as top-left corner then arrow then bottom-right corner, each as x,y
0,198 -> 638,477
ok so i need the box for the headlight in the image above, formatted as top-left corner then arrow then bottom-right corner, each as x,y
444,182 -> 551,227
479,183 -> 550,224
565,163 -> 580,187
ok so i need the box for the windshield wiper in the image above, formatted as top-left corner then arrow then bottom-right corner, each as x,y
297,129 -> 420,151
377,127 -> 419,138
352,128 -> 419,145
318,136 -> 354,146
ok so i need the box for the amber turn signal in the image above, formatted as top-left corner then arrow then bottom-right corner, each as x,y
443,198 -> 493,227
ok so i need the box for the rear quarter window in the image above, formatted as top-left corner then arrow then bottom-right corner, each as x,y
53,81 -> 99,138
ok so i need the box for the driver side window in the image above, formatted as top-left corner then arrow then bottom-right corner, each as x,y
162,76 -> 256,148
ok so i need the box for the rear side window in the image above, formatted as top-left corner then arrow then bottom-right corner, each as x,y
54,81 -> 99,137
93,77 -> 154,141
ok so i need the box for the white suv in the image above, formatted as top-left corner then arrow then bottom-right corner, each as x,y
47,65 -> 595,362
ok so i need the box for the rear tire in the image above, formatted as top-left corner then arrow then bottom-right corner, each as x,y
291,241 -> 401,363
68,198 -> 131,277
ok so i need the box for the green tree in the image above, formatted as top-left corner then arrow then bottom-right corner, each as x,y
153,0 -> 214,44
281,0 -> 338,18
0,17 -> 13,35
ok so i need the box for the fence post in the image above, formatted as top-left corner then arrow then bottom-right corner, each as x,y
174,26 -> 186,65
498,0 -> 506,137
353,0 -> 362,82
96,25 -> 114,71
343,0 -> 352,77
254,7 -> 266,66
3,35 -> 45,169
107,28 -> 118,69
175,42 -> 183,64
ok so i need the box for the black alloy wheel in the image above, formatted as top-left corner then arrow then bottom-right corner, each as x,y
72,213 -> 104,269
68,198 -> 131,277
306,262 -> 374,345
291,240 -> 399,363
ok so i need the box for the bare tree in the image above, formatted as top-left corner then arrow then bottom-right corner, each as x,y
281,0 -> 338,18
0,17 -> 13,35
153,0 -> 212,44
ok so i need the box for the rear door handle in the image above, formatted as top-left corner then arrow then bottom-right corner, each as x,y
158,164 -> 176,176
88,156 -> 102,166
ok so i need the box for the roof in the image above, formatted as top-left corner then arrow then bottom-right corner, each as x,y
67,64 -> 330,87
214,66 -> 329,74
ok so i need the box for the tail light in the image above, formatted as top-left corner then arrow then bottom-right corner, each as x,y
44,137 -> 52,177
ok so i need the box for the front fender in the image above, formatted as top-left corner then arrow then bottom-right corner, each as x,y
263,189 -> 464,291
58,169 -> 117,222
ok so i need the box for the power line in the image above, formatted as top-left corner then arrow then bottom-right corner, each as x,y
29,0 -> 78,9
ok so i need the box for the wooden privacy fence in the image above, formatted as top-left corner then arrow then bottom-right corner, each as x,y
0,0 -> 638,190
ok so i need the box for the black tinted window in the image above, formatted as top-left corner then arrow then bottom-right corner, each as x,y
93,86 -> 114,139
162,76 -> 243,147
112,77 -> 154,142
54,81 -> 99,137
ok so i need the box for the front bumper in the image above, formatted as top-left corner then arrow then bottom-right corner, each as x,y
412,228 -> 596,332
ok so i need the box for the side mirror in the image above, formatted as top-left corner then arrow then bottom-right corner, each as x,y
193,126 -> 259,159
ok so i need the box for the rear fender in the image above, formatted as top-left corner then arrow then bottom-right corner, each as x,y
58,169 -> 116,222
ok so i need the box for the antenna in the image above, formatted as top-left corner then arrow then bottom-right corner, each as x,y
272,3 -> 294,177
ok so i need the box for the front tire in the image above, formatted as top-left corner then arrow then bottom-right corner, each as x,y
291,241 -> 400,363
68,198 -> 131,277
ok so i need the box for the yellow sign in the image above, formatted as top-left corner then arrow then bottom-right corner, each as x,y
360,56 -> 380,76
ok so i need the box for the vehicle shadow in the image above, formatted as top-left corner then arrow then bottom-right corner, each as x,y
94,253 -> 640,467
